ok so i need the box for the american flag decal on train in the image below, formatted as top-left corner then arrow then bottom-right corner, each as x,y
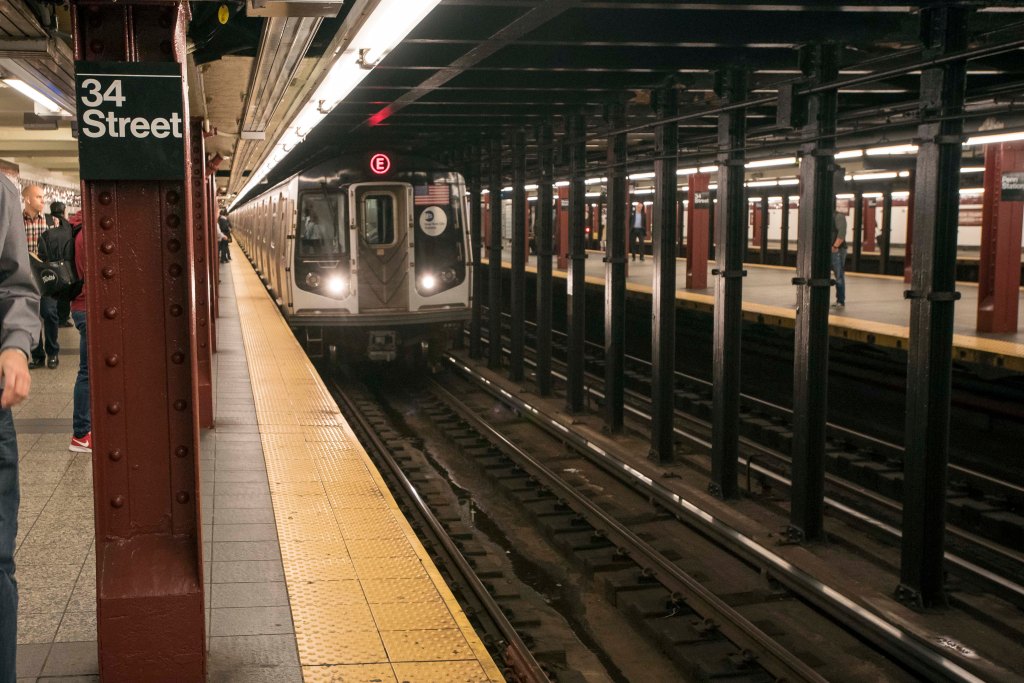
414,184 -> 449,205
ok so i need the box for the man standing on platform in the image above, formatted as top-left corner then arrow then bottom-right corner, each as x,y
832,209 -> 848,308
0,173 -> 42,681
21,185 -> 59,368
630,201 -> 647,261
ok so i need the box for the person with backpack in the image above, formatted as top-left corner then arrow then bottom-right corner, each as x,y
23,187 -> 59,369
47,202 -> 74,327
218,209 -> 232,263
35,206 -> 83,369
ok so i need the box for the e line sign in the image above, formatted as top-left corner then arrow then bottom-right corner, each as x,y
75,62 -> 185,180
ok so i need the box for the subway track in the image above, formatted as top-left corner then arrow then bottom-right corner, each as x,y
479,312 -> 1024,600
439,351 -> 1024,682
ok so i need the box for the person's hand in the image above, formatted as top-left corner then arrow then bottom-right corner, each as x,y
0,348 -> 31,408
831,245 -> 838,253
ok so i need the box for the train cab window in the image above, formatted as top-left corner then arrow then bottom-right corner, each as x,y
360,194 -> 396,246
298,193 -> 347,259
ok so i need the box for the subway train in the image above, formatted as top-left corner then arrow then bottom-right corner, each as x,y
229,152 -> 471,362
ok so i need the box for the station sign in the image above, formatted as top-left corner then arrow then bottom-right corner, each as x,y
693,191 -> 711,209
1001,171 -> 1024,201
75,62 -> 185,180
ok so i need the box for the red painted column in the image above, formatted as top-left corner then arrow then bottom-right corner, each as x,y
189,120 -> 213,428
686,173 -> 710,289
750,202 -> 762,247
72,2 -> 205,680
556,185 -> 569,270
978,142 -> 1024,333
904,170 -> 915,283
863,197 -> 877,251
206,170 -> 218,349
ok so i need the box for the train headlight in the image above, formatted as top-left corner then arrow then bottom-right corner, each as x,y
305,272 -> 321,288
420,273 -> 437,291
326,275 -> 346,296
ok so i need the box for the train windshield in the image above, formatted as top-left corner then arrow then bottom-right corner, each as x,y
298,193 -> 347,259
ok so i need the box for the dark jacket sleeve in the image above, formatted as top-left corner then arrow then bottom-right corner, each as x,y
0,175 -> 41,358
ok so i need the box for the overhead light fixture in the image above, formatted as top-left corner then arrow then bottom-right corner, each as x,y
960,166 -> 985,173
524,184 -> 538,191
850,171 -> 898,181
632,188 -> 654,195
553,180 -> 570,187
959,187 -> 984,195
835,149 -> 864,159
2,78 -> 65,115
584,177 -> 607,185
964,131 -> 1024,146
699,165 -> 717,173
866,144 -> 919,156
628,171 -> 656,180
584,191 -> 601,198
745,156 -> 797,169
230,0 -> 444,209
747,179 -> 777,187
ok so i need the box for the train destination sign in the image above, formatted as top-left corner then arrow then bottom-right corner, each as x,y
75,62 -> 185,180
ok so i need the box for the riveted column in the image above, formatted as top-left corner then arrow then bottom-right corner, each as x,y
881,190 -> 893,274
469,144 -> 484,358
650,87 -> 678,464
206,162 -> 219,347
976,141 -> 1024,333
685,173 -> 710,289
510,129 -> 527,382
852,189 -> 863,271
566,114 -> 587,413
604,101 -> 627,433
488,137 -> 504,370
898,5 -> 969,609
189,118 -> 213,428
535,122 -> 554,395
710,68 -> 747,499
759,195 -> 769,263
780,192 -> 791,266
72,1 -> 205,679
789,43 -> 839,542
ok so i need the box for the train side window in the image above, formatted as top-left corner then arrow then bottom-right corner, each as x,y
361,194 -> 395,246
298,193 -> 346,259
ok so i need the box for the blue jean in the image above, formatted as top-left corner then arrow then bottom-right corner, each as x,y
630,229 -> 645,258
0,405 -> 18,681
72,311 -> 90,438
32,295 -> 60,362
831,247 -> 847,305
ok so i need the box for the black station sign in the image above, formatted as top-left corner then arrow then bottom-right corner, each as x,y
75,62 -> 185,180
693,191 -> 711,209
1001,171 -> 1024,201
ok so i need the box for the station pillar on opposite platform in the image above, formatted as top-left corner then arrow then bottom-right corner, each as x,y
977,141 -> 1023,333
685,173 -> 710,289
71,1 -> 205,679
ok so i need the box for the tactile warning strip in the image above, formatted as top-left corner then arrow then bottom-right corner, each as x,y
230,255 -> 504,683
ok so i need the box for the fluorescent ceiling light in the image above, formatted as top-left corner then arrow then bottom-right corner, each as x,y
746,156 -> 796,169
699,165 -> 718,173
891,191 -> 910,198
747,179 -> 777,187
628,172 -> 656,180
965,131 -> 1024,146
898,171 -> 910,178
866,144 -> 919,156
230,0 -> 443,209
585,191 -> 601,197
748,196 -> 762,202
502,186 -> 512,192
835,149 -> 864,159
553,180 -> 570,187
2,78 -> 64,114
632,188 -> 654,195
584,177 -> 607,185
960,167 -> 985,173
851,171 -> 898,181
676,167 -> 698,176
862,192 -> 883,198
524,184 -> 538,191
777,178 -> 800,186
959,187 -> 984,195
836,193 -> 856,199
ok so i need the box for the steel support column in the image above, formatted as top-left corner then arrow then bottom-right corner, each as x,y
604,101 -> 627,432
535,122 -> 554,395
881,191 -> 893,274
780,193 -> 791,266
650,88 -> 678,463
685,173 -> 710,289
71,1 -> 205,679
977,142 -> 1024,333
488,137 -> 503,370
566,114 -> 587,413
898,6 -> 968,609
710,68 -> 747,498
789,43 -> 839,542
510,129 -> 527,381
863,197 -> 877,253
469,145 -> 484,358
205,164 -> 218,350
189,119 -> 213,429
852,190 -> 863,271
759,195 -> 769,264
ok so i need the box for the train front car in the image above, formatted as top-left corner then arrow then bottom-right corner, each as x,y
235,152 -> 472,362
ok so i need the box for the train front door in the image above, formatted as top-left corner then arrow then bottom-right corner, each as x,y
352,183 -> 411,312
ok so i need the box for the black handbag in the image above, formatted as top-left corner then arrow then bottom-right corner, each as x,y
29,254 -> 77,297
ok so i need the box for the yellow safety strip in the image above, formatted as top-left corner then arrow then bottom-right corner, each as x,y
230,251 -> 504,683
